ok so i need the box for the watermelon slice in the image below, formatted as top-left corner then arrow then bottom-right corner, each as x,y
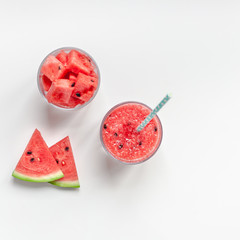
56,51 -> 68,65
12,129 -> 64,182
41,55 -> 66,81
49,137 -> 80,188
42,75 -> 52,92
46,79 -> 75,107
72,72 -> 97,101
67,50 -> 93,75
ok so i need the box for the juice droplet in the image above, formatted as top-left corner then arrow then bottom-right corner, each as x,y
61,161 -> 66,166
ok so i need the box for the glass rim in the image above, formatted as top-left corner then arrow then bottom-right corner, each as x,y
37,46 -> 101,110
100,101 -> 163,165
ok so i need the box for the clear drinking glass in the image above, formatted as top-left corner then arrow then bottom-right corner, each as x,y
100,101 -> 163,164
37,47 -> 100,110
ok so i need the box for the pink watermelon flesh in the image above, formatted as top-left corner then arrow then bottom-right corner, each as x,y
89,70 -> 98,78
56,51 -> 68,65
12,129 -> 64,182
67,50 -> 93,75
46,79 -> 75,107
49,137 -> 80,188
69,72 -> 77,81
41,55 -> 66,81
67,96 -> 84,108
42,75 -> 52,92
72,72 -> 97,102
62,71 -> 78,81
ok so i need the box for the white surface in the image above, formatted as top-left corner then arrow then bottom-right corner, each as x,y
1,1 -> 240,239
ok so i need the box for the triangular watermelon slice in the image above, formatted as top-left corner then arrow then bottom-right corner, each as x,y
12,129 -> 64,182
49,137 -> 80,188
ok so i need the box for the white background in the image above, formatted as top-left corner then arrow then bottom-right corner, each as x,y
1,0 -> 240,239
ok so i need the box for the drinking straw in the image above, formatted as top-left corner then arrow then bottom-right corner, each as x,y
136,94 -> 171,132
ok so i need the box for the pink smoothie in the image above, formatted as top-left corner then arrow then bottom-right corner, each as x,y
101,102 -> 162,164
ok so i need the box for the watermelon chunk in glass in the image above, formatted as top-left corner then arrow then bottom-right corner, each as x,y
49,136 -> 80,188
72,72 -> 97,101
67,50 -> 93,75
46,79 -> 75,107
56,51 -> 68,65
89,69 -> 98,78
12,129 -> 64,182
67,96 -> 85,108
79,91 -> 93,103
42,75 -> 52,92
62,71 -> 77,81
69,72 -> 77,81
41,56 -> 66,81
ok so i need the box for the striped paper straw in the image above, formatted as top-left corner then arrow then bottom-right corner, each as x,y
137,94 -> 171,132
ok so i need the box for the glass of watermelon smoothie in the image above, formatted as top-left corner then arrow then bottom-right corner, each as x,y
37,47 -> 100,110
100,102 -> 163,164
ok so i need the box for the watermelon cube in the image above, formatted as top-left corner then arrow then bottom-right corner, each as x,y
89,70 -> 98,78
41,56 -> 66,81
46,79 -> 75,107
56,51 -> 68,65
67,96 -> 84,108
42,75 -> 52,92
79,91 -> 93,103
72,72 -> 97,102
67,50 -> 93,75
69,72 -> 77,81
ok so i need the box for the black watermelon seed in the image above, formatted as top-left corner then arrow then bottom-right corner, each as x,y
56,160 -> 59,164
27,151 -> 32,155
139,141 -> 142,146
30,158 -> 34,162
91,79 -> 94,82
114,132 -> 118,136
76,92 -> 81,97
58,66 -> 61,70
154,127 -> 158,132
119,144 -> 123,149
71,82 -> 75,87
103,124 -> 107,129
65,147 -> 69,151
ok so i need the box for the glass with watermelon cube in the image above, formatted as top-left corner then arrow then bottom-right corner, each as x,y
100,102 -> 163,164
37,47 -> 100,109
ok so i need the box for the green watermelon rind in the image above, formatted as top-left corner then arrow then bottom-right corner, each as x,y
12,170 -> 64,183
50,180 -> 80,188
